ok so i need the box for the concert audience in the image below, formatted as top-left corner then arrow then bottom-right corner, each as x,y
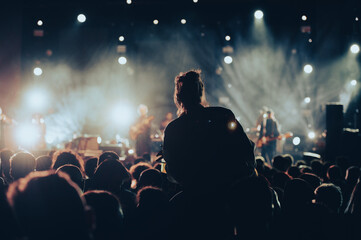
10,152 -> 36,181
35,155 -> 52,171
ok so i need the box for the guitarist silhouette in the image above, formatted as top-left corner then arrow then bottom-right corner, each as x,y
130,104 -> 154,157
257,109 -> 279,165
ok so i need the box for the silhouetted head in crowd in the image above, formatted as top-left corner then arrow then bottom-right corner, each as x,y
272,172 -> 292,190
136,186 -> 168,210
315,183 -> 343,213
272,155 -> 292,172
129,162 -> 152,182
83,190 -> 124,240
52,150 -> 84,173
56,164 -> 84,190
283,178 -> 314,214
142,153 -> 151,162
84,157 -> 98,179
35,155 -> 52,171
229,176 -> 273,238
98,151 -> 119,166
345,166 -> 360,185
283,154 -> 294,167
295,160 -> 307,167
327,165 -> 342,183
322,161 -> 332,180
287,166 -> 301,178
255,156 -> 266,175
300,165 -> 313,174
299,173 -> 322,191
10,152 -> 36,180
93,159 -> 130,193
1,149 -> 13,180
174,70 -> 207,116
134,157 -> 146,165
345,180 -> 361,218
7,171 -> 91,240
137,168 -> 163,190
310,160 -> 323,178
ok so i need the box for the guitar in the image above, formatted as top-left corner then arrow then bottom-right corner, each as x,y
256,132 -> 293,148
129,116 -> 154,140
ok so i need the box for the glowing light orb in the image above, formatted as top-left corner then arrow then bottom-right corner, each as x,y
37,20 -> 43,26
33,67 -> 43,76
126,0 -> 132,4
128,149 -> 135,155
181,19 -> 187,24
225,35 -> 231,41
153,19 -> 159,25
304,97 -> 311,103
308,131 -> 316,139
97,136 -> 102,144
119,36 -> 125,42
118,56 -> 127,65
301,15 -> 307,21
303,64 -> 313,74
15,124 -> 40,147
77,14 -> 86,23
254,10 -> 264,19
350,44 -> 360,54
193,0 -> 198,3
351,80 -> 357,86
293,137 -> 301,146
111,103 -> 134,126
224,56 -> 233,64
27,89 -> 47,110
228,121 -> 237,130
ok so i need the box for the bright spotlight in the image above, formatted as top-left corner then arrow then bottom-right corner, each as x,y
224,56 -> 233,64
33,67 -> 43,76
254,10 -> 264,19
181,19 -> 187,24
308,131 -> 316,139
350,44 -> 360,54
292,137 -> 301,146
193,0 -> 198,2
303,64 -> 313,74
97,136 -> 102,144
301,15 -> 307,21
304,97 -> 311,103
77,14 -> 86,23
27,89 -> 47,110
37,20 -> 43,26
153,19 -> 159,25
118,56 -> 127,65
15,123 -> 40,148
119,36 -> 125,42
128,149 -> 135,155
225,35 -> 231,41
228,121 -> 237,130
126,0 -> 132,4
111,103 -> 134,127
351,80 -> 357,86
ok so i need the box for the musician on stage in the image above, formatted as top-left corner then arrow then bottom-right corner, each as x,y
130,104 -> 153,157
257,109 -> 279,164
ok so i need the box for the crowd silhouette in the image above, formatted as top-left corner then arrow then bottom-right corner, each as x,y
0,70 -> 360,240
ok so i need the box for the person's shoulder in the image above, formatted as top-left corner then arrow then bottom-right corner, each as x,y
164,116 -> 184,132
205,106 -> 235,118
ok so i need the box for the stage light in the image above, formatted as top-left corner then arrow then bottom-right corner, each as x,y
292,137 -> 301,146
118,56 -> 127,65
128,149 -> 135,155
356,17 -> 359,21
193,0 -> 198,3
126,0 -> 132,4
350,44 -> 360,54
303,64 -> 313,74
304,97 -> 311,103
308,131 -> 315,139
228,121 -> 237,130
37,20 -> 43,26
111,103 -> 134,127
119,36 -> 125,42
224,56 -> 233,64
97,136 -> 102,144
351,80 -> 357,86
225,35 -> 231,41
27,89 -> 47,110
77,14 -> 86,23
301,15 -> 307,21
15,123 -> 40,148
33,67 -> 43,76
153,19 -> 159,25
308,38 -> 312,43
254,10 -> 264,20
181,19 -> 187,24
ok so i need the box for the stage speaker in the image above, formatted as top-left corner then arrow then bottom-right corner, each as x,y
325,103 -> 343,163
